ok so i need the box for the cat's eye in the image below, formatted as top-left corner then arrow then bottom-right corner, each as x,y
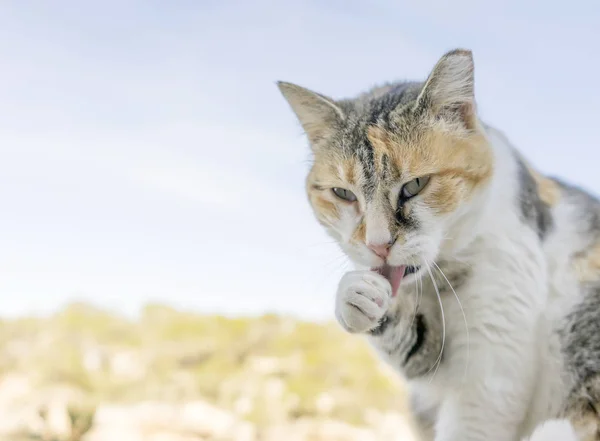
332,187 -> 357,202
401,176 -> 430,199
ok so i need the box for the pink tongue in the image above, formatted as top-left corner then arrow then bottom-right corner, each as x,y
373,265 -> 406,297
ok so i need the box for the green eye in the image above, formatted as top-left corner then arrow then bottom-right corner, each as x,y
401,176 -> 430,199
332,187 -> 357,202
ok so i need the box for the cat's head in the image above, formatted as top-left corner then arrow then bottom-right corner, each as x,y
278,49 -> 493,293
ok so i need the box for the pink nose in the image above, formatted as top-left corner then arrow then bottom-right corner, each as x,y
367,242 -> 391,259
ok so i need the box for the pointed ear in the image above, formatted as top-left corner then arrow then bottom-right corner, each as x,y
415,49 -> 476,129
277,81 -> 344,146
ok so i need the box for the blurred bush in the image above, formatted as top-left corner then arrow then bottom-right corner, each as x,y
0,303 -> 415,441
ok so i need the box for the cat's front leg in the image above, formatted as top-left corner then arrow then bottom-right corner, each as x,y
366,292 -> 445,441
335,270 -> 443,440
433,359 -> 531,441
431,294 -> 540,441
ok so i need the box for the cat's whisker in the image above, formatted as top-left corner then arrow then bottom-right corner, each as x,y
432,260 -> 470,383
424,259 -> 445,383
407,256 -> 421,331
299,158 -> 314,167
417,259 -> 424,312
307,254 -> 350,293
304,240 -> 339,248
321,253 -> 349,270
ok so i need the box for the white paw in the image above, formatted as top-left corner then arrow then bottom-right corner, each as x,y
335,270 -> 392,333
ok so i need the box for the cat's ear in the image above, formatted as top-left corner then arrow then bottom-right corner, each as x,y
277,81 -> 344,146
414,49 -> 476,130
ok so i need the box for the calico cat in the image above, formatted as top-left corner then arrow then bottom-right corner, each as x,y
277,49 -> 600,441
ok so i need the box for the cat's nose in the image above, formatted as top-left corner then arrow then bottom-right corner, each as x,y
367,242 -> 391,259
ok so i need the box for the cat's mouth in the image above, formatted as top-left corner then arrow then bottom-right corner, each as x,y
372,265 -> 421,297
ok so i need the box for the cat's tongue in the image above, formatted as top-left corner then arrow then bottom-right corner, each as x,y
373,265 -> 406,298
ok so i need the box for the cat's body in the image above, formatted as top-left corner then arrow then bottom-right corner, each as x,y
362,125 -> 600,441
277,50 -> 600,441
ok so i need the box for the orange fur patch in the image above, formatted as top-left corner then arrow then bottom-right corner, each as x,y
573,241 -> 600,283
520,159 -> 561,207
569,413 -> 599,441
367,126 -> 493,214
532,171 -> 561,207
342,158 -> 357,185
351,221 -> 366,243
306,175 -> 341,227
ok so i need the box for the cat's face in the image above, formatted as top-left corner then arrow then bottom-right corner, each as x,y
279,50 -> 493,292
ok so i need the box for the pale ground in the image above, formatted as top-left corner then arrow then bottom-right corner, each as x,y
0,303 -> 419,441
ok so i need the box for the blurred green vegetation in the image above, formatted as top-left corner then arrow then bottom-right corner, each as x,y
0,303 -> 407,426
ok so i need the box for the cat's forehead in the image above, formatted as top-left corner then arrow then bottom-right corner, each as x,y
340,81 -> 423,122
330,105 -> 424,198
339,131 -> 398,200
337,83 -> 424,161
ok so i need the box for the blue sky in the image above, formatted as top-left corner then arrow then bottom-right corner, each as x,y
0,1 -> 599,319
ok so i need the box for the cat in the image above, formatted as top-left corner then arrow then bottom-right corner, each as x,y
277,49 -> 600,441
